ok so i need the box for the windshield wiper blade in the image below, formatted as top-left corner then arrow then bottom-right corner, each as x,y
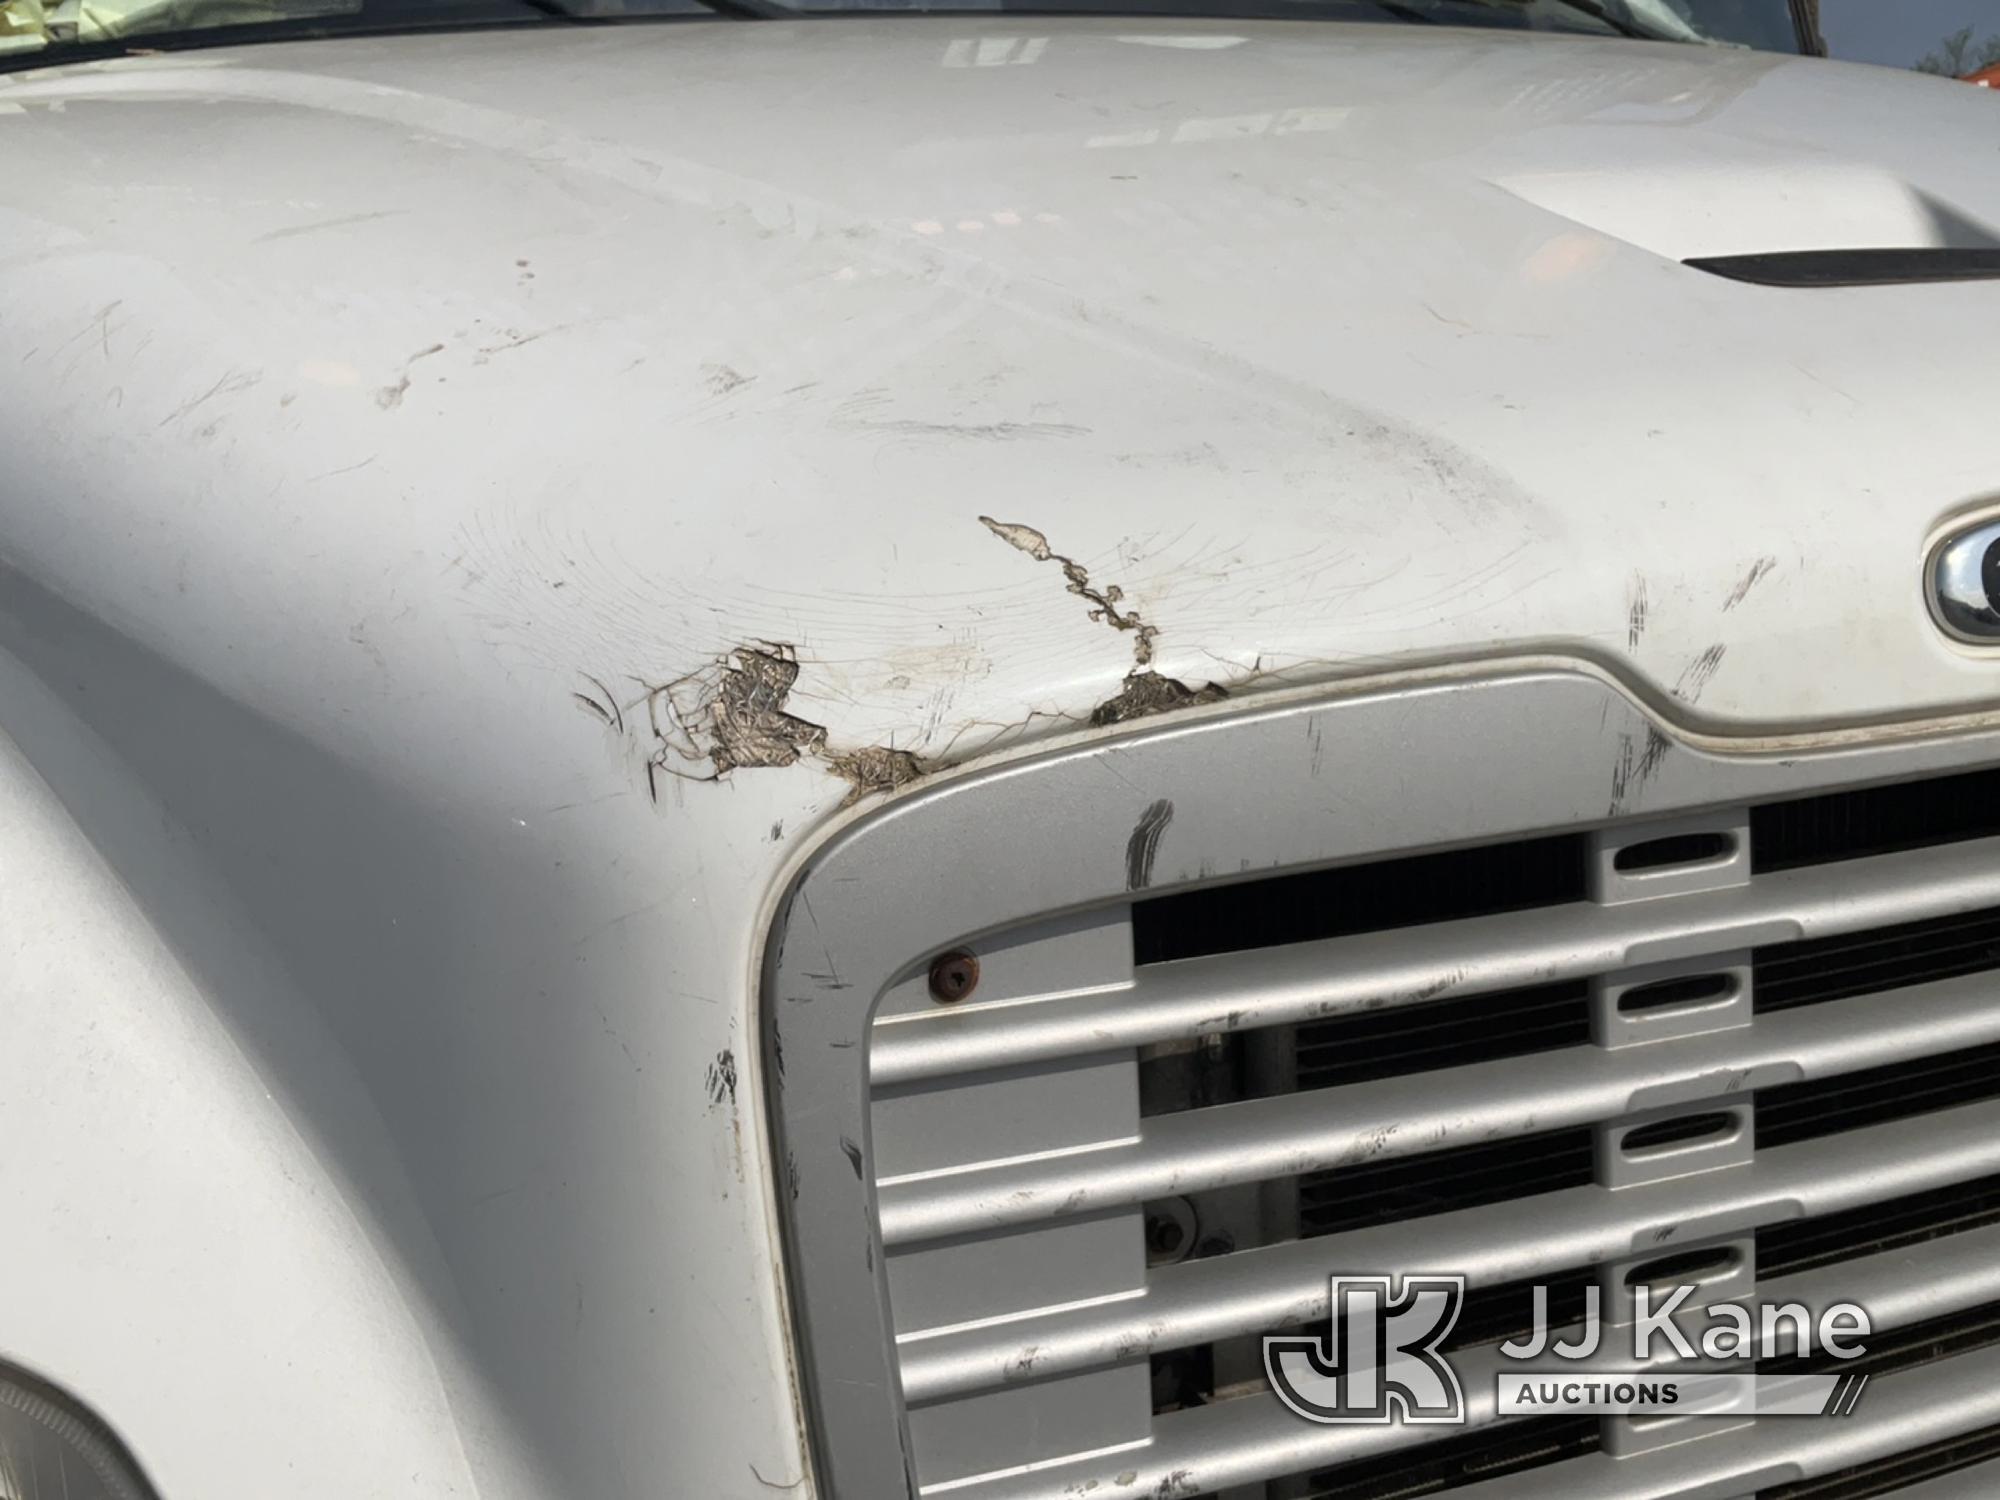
1539,0 -> 1688,42
1423,0 -> 1698,43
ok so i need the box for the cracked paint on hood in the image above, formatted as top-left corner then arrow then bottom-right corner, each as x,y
1,21 -> 1998,778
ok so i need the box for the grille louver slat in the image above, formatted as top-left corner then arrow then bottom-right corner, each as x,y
875,973 -> 2000,1246
869,833 -> 2000,1088
1446,1342 -> 2000,1499
1758,1430 -> 2000,1500
958,1248 -> 2000,1500
894,1097 -> 2000,1406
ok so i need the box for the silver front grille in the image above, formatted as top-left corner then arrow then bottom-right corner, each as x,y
765,667 -> 2000,1500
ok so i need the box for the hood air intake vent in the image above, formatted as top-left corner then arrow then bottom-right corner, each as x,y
1685,248 -> 2000,287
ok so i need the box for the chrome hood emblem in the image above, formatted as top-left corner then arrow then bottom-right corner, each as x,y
1929,518 -> 2000,644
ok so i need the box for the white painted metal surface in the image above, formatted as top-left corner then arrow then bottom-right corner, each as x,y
0,17 -> 1995,1499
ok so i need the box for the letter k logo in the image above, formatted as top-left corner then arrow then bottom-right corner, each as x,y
1265,1276 -> 1466,1425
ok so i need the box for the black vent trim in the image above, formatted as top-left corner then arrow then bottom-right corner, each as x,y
1760,1042 -> 2000,1150
1686,248 -> 2000,288
1756,1421 -> 2000,1500
1136,762 -> 2000,967
1755,1302 -> 2000,1498
1762,1300 -> 2000,1381
1760,1172 -> 2000,1280
1293,981 -> 1590,1094
1300,1127 -> 1595,1239
1447,1271 -> 1595,1354
1753,905 -> 2000,1015
1753,765 -> 2000,873
1133,834 -> 1587,966
1304,1415 -> 1599,1499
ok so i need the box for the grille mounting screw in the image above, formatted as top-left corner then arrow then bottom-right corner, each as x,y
1145,1197 -> 1198,1266
927,950 -> 980,1004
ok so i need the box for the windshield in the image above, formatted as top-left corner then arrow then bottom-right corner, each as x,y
0,0 -> 1809,69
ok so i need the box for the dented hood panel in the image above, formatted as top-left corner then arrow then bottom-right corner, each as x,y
2,20 -> 2000,1500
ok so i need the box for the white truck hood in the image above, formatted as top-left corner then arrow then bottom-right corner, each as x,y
2,21 -> 2000,1500
3,20 -> 2000,759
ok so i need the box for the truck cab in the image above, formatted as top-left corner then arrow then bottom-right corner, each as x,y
2,3 -> 1998,1497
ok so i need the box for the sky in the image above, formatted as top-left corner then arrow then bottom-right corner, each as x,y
1817,0 -> 2000,68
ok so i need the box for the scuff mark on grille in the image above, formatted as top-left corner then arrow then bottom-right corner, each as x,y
1627,574 -> 1648,650
1673,643 -> 1728,704
1609,731 -> 1638,816
1608,725 -> 1674,815
1127,798 -> 1175,890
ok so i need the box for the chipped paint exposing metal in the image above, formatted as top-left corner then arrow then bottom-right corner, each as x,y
651,645 -> 828,789
824,745 -> 928,802
603,516 -> 1252,810
615,645 -> 942,808
981,516 -> 1238,729
1092,670 -> 1228,727
980,514 -> 1160,665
